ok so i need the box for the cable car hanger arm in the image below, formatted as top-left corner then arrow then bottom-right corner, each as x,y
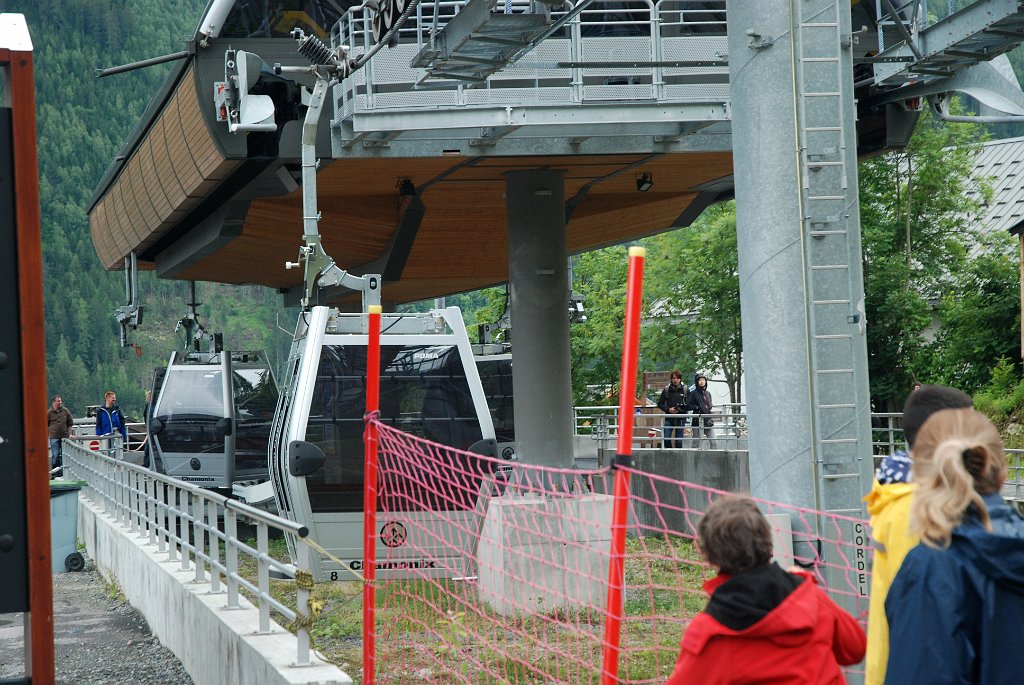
272,30 -> 381,311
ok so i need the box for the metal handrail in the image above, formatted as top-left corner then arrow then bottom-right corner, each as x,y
573,404 -> 907,454
332,0 -> 728,115
61,439 -> 316,667
1005,449 -> 1024,503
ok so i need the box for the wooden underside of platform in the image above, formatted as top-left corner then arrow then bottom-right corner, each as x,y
88,61 -> 733,303
94,145 -> 732,302
180,151 -> 731,301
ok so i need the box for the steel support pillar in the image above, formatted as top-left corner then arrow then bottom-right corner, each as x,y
505,169 -> 574,468
727,1 -> 874,528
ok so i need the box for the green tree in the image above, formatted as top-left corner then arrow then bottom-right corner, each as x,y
569,246 -> 631,403
9,0 -> 301,419
644,203 -> 742,402
858,110 -> 989,408
927,231 -> 1021,391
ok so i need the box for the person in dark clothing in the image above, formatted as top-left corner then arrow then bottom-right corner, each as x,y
687,373 -> 717,449
665,495 -> 866,684
884,408 -> 1024,685
47,394 -> 73,475
657,370 -> 689,448
141,389 -> 152,468
95,390 -> 128,443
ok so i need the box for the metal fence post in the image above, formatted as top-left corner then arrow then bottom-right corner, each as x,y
149,475 -> 159,547
208,499 -> 221,594
193,492 -> 206,584
166,484 -> 178,563
257,523 -> 271,633
105,457 -> 114,516
295,542 -> 312,667
134,471 -> 146,538
225,508 -> 239,609
119,465 -> 129,526
180,490 -> 191,572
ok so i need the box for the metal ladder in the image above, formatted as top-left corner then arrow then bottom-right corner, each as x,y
794,1 -> 871,527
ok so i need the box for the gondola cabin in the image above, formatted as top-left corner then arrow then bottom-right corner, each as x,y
149,350 -> 278,490
270,306 -> 510,580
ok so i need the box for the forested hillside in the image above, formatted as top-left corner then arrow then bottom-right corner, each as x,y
10,0 -> 292,419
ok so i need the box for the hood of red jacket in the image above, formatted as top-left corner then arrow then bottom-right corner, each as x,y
683,570 -> 822,654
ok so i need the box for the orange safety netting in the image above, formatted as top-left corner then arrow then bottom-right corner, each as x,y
370,421 -> 870,684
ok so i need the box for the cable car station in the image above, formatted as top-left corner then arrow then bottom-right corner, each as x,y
9,0 -> 1024,682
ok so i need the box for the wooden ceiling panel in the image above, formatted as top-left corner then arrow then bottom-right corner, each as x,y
102,146 -> 732,301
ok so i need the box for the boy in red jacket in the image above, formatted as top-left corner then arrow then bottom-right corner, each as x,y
666,496 -> 866,685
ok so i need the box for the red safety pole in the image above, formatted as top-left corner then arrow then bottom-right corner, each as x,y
362,304 -> 382,685
600,246 -> 646,685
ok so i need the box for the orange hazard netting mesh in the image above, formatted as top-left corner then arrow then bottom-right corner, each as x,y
370,421 -> 870,684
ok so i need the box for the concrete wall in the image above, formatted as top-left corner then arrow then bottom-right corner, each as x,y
476,494 -> 612,616
598,448 -> 751,536
77,497 -> 351,685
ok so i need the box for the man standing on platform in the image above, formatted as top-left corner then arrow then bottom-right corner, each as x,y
47,395 -> 73,476
95,391 -> 127,445
658,371 -> 689,448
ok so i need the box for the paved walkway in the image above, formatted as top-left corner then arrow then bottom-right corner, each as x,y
0,556 -> 192,684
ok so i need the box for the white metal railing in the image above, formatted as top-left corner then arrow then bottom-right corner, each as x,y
332,0 -> 728,116
65,432 -> 125,460
1005,449 -> 1024,503
573,404 -> 907,454
870,413 -> 905,456
69,421 -> 147,454
573,404 -> 747,450
61,438 -> 318,667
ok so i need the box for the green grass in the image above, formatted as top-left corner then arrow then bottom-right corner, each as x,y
230,535 -> 709,684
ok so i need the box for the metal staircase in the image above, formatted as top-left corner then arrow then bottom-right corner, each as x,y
874,0 -> 1024,84
410,0 -> 555,82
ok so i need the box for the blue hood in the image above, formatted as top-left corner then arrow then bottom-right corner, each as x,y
954,493 -> 1024,594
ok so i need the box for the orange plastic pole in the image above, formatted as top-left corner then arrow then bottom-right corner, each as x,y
601,246 -> 645,685
362,304 -> 382,685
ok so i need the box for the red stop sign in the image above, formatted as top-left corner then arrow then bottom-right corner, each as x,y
88,440 -> 100,451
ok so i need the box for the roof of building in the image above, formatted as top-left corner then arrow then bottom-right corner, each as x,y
967,136 -> 1024,235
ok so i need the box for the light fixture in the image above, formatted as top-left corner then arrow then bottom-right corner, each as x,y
397,178 -> 416,196
636,172 -> 653,192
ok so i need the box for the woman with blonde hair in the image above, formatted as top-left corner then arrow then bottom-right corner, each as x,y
884,408 -> 1024,684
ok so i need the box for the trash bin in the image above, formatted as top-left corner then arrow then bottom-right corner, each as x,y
50,481 -> 87,572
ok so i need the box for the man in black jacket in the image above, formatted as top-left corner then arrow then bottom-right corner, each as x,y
657,371 -> 689,448
688,374 -> 717,449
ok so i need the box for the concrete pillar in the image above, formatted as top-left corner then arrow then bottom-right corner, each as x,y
505,169 -> 574,468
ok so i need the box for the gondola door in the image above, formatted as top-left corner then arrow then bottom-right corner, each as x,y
272,307 -> 500,580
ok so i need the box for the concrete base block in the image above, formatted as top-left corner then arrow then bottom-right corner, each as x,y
765,513 -> 794,569
476,493 -> 613,616
77,496 -> 351,685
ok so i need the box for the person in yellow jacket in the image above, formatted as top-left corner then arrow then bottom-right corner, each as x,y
862,385 -> 972,685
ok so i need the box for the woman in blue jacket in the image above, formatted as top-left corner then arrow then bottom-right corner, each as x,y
884,408 -> 1024,685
